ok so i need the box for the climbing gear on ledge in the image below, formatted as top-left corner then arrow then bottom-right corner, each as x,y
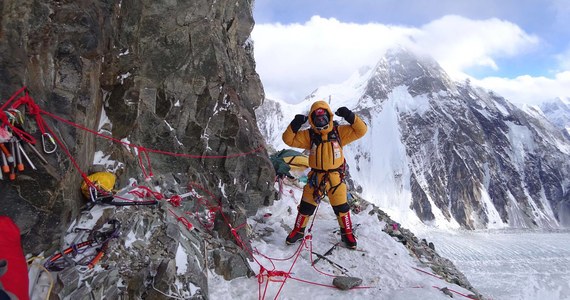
0,137 -> 35,180
44,219 -> 121,272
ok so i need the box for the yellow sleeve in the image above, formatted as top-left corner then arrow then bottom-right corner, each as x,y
337,115 -> 367,146
282,126 -> 312,150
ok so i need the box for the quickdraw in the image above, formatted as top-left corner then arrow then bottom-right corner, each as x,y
44,219 -> 121,272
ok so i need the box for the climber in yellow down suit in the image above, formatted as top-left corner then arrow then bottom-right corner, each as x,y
282,100 -> 367,249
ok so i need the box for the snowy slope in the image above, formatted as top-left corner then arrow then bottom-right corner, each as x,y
208,181 -> 476,300
538,97 -> 570,136
418,228 -> 570,300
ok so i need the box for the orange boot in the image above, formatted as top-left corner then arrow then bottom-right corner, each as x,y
286,213 -> 310,245
337,211 -> 357,249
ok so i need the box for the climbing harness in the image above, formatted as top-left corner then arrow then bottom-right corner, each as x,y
307,159 -> 347,203
306,122 -> 348,200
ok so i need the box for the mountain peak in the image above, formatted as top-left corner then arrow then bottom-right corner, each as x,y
539,97 -> 570,136
364,47 -> 455,101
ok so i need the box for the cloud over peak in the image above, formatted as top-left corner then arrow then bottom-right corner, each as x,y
252,15 -> 562,105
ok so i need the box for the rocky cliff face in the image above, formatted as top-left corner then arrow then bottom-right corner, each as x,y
0,0 -> 273,256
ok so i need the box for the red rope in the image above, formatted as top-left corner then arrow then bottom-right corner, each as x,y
13,93 -> 46,134
14,104 -> 264,202
184,181 -> 279,278
168,208 -> 194,231
432,285 -> 478,299
274,177 -> 298,204
412,267 -> 443,279
0,90 -> 37,144
41,109 -> 265,159
3,89 -> 380,299
187,182 -> 219,205
0,86 -> 27,111
413,267 -> 479,299
136,147 -> 154,179
168,195 -> 182,207
307,239 -> 338,278
129,185 -> 164,200
258,266 -> 268,300
254,243 -> 304,263
290,276 -> 373,290
43,112 -> 93,186
0,113 -> 35,144
272,237 -> 307,300
265,270 -> 291,281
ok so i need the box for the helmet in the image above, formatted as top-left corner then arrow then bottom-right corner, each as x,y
81,172 -> 116,199
311,108 -> 329,130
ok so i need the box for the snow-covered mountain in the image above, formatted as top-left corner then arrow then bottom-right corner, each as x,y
538,97 -> 570,138
256,48 -> 570,230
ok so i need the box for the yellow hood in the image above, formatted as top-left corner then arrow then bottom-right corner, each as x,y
308,100 -> 334,134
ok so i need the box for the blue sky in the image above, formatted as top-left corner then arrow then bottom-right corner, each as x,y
252,0 -> 570,105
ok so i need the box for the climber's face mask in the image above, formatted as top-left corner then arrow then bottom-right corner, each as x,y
312,108 -> 330,130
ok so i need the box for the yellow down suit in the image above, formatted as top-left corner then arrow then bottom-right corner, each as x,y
282,100 -> 367,247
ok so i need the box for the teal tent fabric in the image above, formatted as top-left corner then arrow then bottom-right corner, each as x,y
270,149 -> 306,178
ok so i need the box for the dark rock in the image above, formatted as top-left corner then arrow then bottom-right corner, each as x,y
332,276 -> 363,290
65,285 -> 92,300
46,200 -> 210,299
440,287 -> 453,298
1,0 -> 274,256
0,3 -> 268,295
56,267 -> 81,297
165,222 -> 181,241
212,248 -> 255,280
126,269 -> 146,299
146,259 -> 177,300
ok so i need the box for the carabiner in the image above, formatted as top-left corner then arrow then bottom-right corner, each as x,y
7,109 -> 24,125
42,133 -> 57,153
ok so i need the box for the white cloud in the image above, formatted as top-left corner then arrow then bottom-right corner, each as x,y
252,16 -> 418,102
412,15 -> 540,78
252,15 -> 553,104
475,72 -> 570,106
